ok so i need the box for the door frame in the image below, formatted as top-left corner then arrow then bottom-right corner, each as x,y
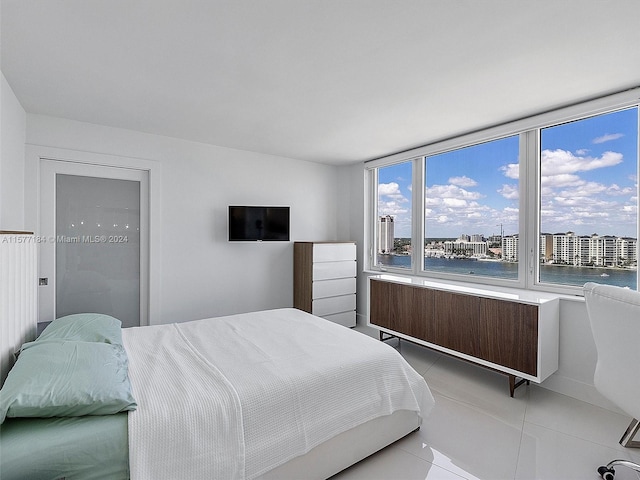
25,146 -> 162,325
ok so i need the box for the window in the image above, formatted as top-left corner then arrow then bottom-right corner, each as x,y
539,108 -> 638,290
423,136 -> 519,280
375,161 -> 413,269
366,89 -> 639,293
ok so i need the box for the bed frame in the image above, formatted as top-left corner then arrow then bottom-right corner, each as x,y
260,410 -> 421,479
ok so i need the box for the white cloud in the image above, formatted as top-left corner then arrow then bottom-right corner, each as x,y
605,184 -> 635,196
558,181 -> 608,198
553,196 -> 581,206
426,184 -> 484,200
378,201 -> 409,217
378,182 -> 411,221
378,182 -> 407,201
378,182 -> 409,219
593,133 -> 624,144
540,188 -> 635,234
541,149 -> 623,176
503,149 -> 623,188
449,175 -> 477,187
501,163 -> 519,179
378,182 -> 413,235
498,184 -> 519,200
541,173 -> 583,188
425,196 -> 441,207
424,172 -> 521,236
443,198 -> 468,208
539,143 -> 636,235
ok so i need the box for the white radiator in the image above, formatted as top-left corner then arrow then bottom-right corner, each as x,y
0,232 -> 38,386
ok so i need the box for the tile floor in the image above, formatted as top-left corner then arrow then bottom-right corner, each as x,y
332,335 -> 640,480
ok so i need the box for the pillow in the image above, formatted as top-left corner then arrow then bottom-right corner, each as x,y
36,313 -> 123,345
0,341 -> 137,424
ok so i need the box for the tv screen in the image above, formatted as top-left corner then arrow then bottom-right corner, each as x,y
228,206 -> 290,241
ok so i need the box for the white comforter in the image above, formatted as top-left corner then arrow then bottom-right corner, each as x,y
123,308 -> 434,480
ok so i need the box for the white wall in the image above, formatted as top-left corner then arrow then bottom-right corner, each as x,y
0,72 -> 27,230
25,114 -> 343,324
336,162 -> 368,320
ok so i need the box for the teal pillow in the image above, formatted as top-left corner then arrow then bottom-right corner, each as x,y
0,341 -> 137,424
36,313 -> 123,345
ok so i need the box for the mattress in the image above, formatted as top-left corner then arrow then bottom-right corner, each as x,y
123,308 -> 434,479
0,413 -> 129,480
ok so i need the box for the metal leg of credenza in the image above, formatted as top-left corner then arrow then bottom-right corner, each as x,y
379,331 -> 401,350
508,374 -> 530,397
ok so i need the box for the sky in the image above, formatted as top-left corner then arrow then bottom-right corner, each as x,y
378,107 -> 638,239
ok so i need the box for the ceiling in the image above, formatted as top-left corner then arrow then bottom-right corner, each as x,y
2,1 -> 640,165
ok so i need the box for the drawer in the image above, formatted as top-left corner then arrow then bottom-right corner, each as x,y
322,310 -> 356,327
312,294 -> 356,317
313,260 -> 356,280
313,277 -> 356,299
313,243 -> 356,262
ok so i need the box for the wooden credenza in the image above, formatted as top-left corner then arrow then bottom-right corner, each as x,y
294,242 -> 357,327
368,275 -> 559,395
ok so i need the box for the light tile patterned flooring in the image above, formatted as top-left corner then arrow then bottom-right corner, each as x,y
332,334 -> 640,480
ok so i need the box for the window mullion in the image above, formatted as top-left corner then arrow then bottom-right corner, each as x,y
412,156 -> 424,275
364,167 -> 377,271
522,130 -> 539,289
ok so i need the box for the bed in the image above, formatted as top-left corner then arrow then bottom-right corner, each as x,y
0,308 -> 434,480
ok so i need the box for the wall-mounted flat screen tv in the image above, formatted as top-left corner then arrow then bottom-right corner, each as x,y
228,206 -> 290,241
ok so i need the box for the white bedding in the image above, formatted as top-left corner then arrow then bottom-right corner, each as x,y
123,308 -> 434,480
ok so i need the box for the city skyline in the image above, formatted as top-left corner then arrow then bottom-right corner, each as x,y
378,108 -> 638,239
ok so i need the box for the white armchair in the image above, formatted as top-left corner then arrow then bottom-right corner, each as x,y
584,282 -> 640,480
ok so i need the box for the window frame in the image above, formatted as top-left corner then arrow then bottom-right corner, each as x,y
367,156 -> 421,272
365,88 -> 640,295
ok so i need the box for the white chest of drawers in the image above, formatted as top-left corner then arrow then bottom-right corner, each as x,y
294,242 -> 357,327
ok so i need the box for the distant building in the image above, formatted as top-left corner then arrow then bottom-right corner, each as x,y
553,231 -> 577,265
551,232 -> 637,266
617,237 -> 638,264
540,234 -> 553,262
487,234 -> 503,247
444,234 -> 488,256
502,234 -> 518,262
378,215 -> 395,254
